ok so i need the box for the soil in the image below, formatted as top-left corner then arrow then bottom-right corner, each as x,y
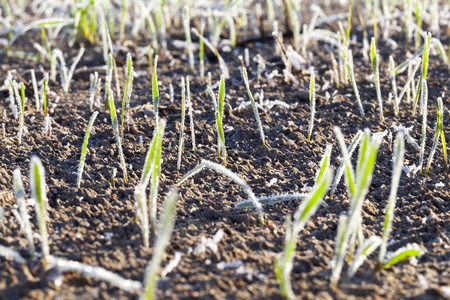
0,3 -> 449,300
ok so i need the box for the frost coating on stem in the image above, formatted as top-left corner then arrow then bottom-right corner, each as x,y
186,76 -> 196,151
242,67 -> 265,146
142,189 -> 178,300
0,245 -> 26,264
177,78 -> 186,172
30,156 -> 50,266
109,92 -> 128,181
88,72 -> 99,111
235,192 -> 307,209
77,111 -> 99,188
176,160 -> 265,224
134,183 -> 149,249
426,97 -> 446,174
370,37 -> 384,121
418,80 -> 428,174
378,132 -> 404,270
348,236 -> 382,278
307,71 -> 316,142
48,256 -> 142,291
342,49 -> 365,121
13,169 -> 36,259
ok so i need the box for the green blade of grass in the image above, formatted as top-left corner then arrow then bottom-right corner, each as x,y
77,111 -> 99,189
109,92 -> 128,182
382,243 -> 424,268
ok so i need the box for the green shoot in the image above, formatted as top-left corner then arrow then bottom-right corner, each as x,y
89,72 -> 99,111
389,56 -> 399,116
186,76 -> 196,151
208,75 -> 227,166
382,243 -> 424,268
42,73 -> 48,116
8,79 -> 24,145
370,37 -> 384,121
13,169 -> 36,259
152,55 -> 160,132
104,53 -> 113,110
242,67 -> 266,146
342,49 -> 366,121
134,183 -> 149,249
31,69 -> 39,111
29,156 -> 50,266
413,32 -> 431,116
276,166 -> 332,299
394,44 -> 424,75
307,71 -> 315,143
347,236 -> 382,278
176,160 -> 265,225
140,119 -> 166,231
177,77 -> 186,172
103,21 -> 121,97
191,28 -> 229,79
330,130 -> 364,199
426,97 -> 447,174
77,111 -> 99,189
147,45 -> 153,75
183,5 -> 194,72
432,38 -> 449,65
377,132 -> 405,271
120,53 -> 134,142
331,128 -> 381,288
418,80 -> 428,174
109,92 -> 128,182
142,189 -> 178,300
235,192 -> 306,209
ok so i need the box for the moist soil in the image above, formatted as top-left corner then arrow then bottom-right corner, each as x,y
0,6 -> 449,300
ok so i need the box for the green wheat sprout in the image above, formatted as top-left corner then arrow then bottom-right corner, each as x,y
370,37 -> 384,121
307,71 -> 316,143
13,169 -> 36,259
426,97 -> 447,174
109,91 -> 128,182
377,131 -> 405,271
418,79 -> 428,174
120,53 -> 134,142
177,77 -> 186,172
88,72 -> 99,112
342,49 -> 365,121
30,156 -> 50,266
8,79 -> 24,145
186,76 -> 196,151
142,189 -> 178,300
152,55 -> 160,133
77,111 -> 99,189
183,5 -> 194,72
413,32 -> 431,116
382,243 -> 424,269
208,75 -> 227,166
242,67 -> 266,146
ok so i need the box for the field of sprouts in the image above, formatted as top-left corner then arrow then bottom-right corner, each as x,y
0,0 -> 449,299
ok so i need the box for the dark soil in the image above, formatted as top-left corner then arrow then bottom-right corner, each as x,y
0,4 -> 449,300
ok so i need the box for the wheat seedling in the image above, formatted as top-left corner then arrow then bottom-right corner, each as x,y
389,56 -> 399,116
208,75 -> 227,166
177,78 -> 186,172
109,92 -> 128,182
104,53 -> 114,109
13,169 -> 36,259
418,79 -> 428,174
342,49 -> 365,121
31,69 -> 39,111
330,130 -> 364,199
370,38 -> 383,121
120,53 -> 134,142
77,111 -> 99,189
330,128 -> 381,289
134,183 -> 149,249
307,71 -> 315,143
142,189 -> 178,300
242,67 -> 266,146
382,243 -> 424,269
152,55 -> 160,133
275,166 -> 332,299
413,32 -> 431,116
30,156 -> 50,266
88,72 -> 99,111
426,97 -> 447,174
186,76 -> 196,151
8,79 -> 24,145
377,131 -> 405,270
200,21 -> 206,81
177,160 -> 265,224
141,119 -> 166,231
